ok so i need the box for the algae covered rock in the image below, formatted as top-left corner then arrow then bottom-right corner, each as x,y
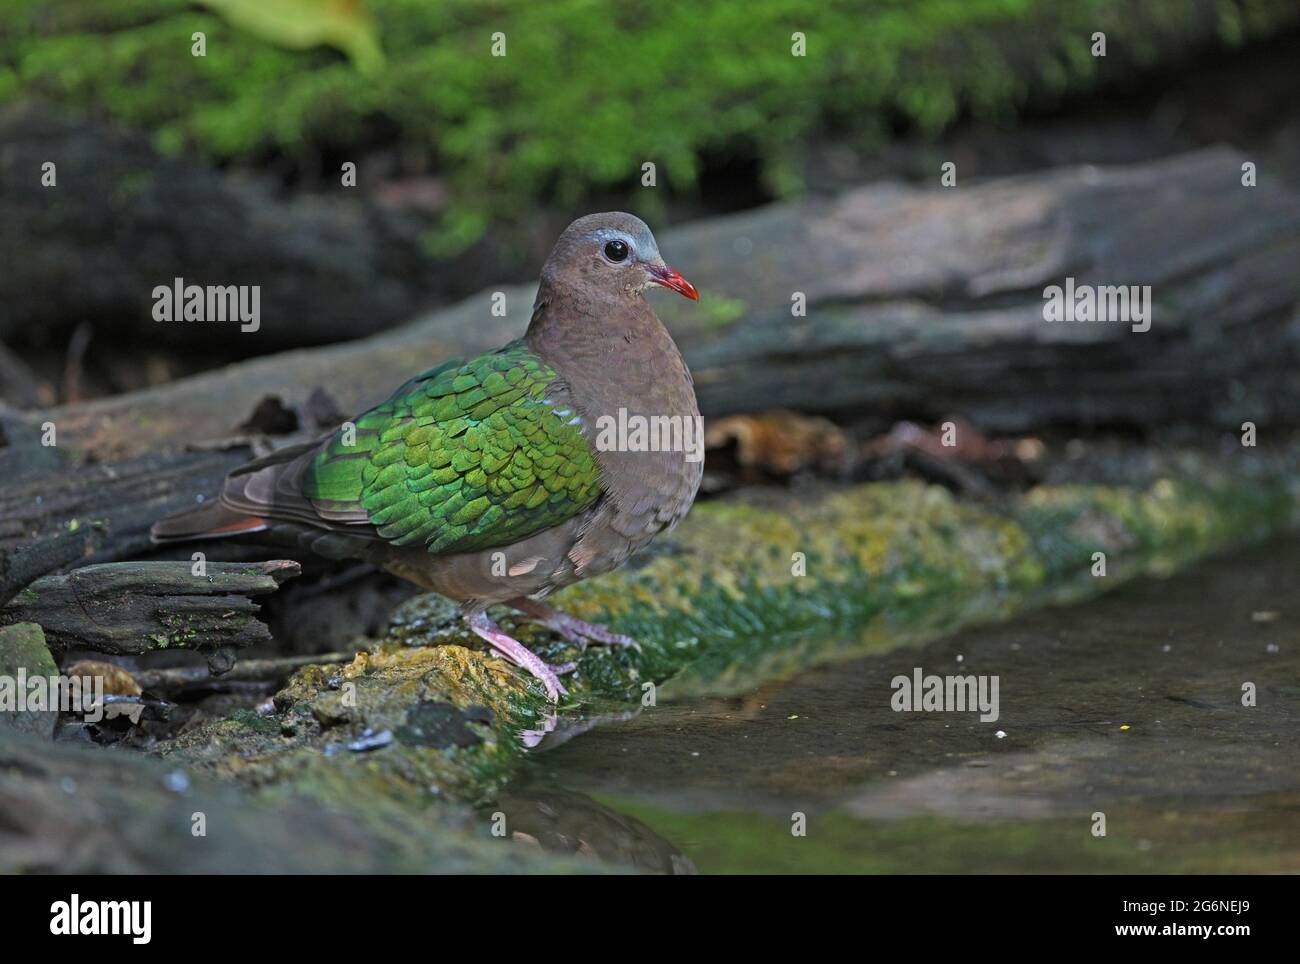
0,622 -> 59,739
165,641 -> 542,806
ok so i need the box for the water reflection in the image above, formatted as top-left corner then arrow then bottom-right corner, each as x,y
511,539 -> 1300,872
490,787 -> 697,874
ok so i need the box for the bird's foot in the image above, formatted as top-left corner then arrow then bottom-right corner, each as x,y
508,597 -> 643,652
465,611 -> 569,702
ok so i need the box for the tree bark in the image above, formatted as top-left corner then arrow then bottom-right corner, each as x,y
0,560 -> 300,672
0,443 -> 251,604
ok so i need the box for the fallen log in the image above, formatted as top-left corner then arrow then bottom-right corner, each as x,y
131,652 -> 352,697
2,148 -> 1298,599
0,444 -> 251,605
1,146 -> 1296,477
0,560 -> 300,672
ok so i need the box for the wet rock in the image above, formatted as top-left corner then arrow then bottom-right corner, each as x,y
164,643 -> 532,805
386,593 -> 463,642
396,701 -> 492,749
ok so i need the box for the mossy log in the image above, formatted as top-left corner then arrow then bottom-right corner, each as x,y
0,560 -> 300,672
162,456 -> 1298,808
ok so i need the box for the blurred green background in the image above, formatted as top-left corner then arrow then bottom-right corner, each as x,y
6,0 -> 1297,252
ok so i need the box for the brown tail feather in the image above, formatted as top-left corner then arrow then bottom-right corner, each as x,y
150,500 -> 268,543
152,435 -> 373,545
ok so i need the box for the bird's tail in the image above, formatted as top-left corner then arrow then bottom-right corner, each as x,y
149,500 -> 268,543
150,439 -> 326,544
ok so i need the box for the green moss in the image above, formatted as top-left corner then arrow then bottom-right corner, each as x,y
534,473 -> 1293,702
170,643 -> 538,805
228,707 -> 279,735
1020,475 -> 1296,581
6,0 -> 1296,247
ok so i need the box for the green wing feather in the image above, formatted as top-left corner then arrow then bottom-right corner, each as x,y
302,341 -> 601,554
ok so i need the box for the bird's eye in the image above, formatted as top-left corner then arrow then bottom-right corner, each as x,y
603,239 -> 629,263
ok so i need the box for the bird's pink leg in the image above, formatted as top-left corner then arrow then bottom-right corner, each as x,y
507,597 -> 642,652
465,611 -> 570,702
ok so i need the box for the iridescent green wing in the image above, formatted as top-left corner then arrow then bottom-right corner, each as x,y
302,341 -> 601,554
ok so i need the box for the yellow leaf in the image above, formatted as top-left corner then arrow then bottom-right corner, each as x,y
200,0 -> 385,74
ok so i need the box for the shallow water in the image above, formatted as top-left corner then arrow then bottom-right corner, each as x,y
503,539 -> 1300,873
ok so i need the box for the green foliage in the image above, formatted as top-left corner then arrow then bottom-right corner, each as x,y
4,0 -> 1297,247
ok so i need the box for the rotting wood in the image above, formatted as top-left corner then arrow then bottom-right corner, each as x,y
0,560 -> 301,673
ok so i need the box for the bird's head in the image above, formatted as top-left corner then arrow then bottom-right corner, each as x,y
542,212 -> 699,302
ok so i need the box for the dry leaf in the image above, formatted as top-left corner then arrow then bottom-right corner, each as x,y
706,410 -> 852,476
